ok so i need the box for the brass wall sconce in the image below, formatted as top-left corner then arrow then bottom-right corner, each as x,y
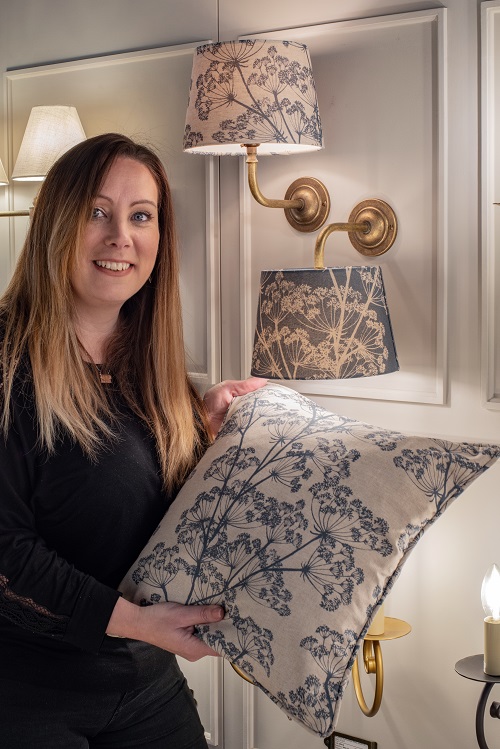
352,608 -> 411,717
183,40 -> 400,243
232,606 -> 412,720
250,198 -> 399,381
314,198 -> 398,265
245,143 -> 330,233
184,39 -> 330,232
0,105 -> 86,218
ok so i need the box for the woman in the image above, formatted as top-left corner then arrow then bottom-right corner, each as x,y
0,133 -> 264,748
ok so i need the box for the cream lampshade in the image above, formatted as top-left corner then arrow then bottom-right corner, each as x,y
12,105 -> 86,181
184,39 -> 323,155
0,158 -> 8,186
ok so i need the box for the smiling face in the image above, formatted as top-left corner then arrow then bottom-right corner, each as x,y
70,156 -> 160,327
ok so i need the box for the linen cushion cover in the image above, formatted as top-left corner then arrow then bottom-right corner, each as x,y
120,384 -> 500,737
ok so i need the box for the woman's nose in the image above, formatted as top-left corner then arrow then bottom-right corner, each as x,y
104,216 -> 131,247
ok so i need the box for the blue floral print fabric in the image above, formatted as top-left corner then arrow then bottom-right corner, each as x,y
120,384 -> 500,737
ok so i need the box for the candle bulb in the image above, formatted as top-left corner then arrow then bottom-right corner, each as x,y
481,563 -> 500,675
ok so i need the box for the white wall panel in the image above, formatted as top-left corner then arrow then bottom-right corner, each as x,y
4,44 -> 221,387
481,1 -> 500,408
178,656 -> 224,747
239,11 -> 447,405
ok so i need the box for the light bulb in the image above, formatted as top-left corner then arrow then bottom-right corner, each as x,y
481,564 -> 500,621
482,563 -> 500,675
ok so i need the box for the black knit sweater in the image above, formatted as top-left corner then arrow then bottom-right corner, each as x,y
0,368 -> 176,690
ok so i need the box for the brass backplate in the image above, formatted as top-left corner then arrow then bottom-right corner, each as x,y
284,176 -> 331,232
348,198 -> 397,256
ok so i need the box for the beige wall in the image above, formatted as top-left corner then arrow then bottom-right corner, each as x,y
1,2 -> 499,748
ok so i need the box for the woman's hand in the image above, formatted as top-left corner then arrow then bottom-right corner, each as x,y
107,597 -> 224,661
203,377 -> 267,438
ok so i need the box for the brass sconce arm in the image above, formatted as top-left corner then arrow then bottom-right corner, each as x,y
245,145 -> 302,210
314,198 -> 398,267
352,639 -> 384,717
315,221 -> 368,269
244,144 -> 331,233
351,617 -> 411,718
0,210 -> 30,217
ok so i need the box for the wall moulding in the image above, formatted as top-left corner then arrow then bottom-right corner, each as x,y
238,9 -> 448,405
481,1 -> 500,410
3,43 -> 221,389
179,656 -> 224,748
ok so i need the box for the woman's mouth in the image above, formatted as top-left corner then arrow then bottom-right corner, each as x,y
94,260 -> 132,271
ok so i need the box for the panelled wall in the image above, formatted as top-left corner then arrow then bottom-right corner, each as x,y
0,1 -> 499,748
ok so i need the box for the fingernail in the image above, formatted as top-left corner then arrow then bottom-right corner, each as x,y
213,606 -> 224,620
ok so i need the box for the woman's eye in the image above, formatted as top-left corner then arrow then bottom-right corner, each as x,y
132,211 -> 152,222
91,207 -> 106,220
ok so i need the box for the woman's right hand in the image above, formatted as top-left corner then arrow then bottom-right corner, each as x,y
107,597 -> 224,661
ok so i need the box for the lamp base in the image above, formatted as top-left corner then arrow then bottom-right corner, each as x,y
284,177 -> 331,233
348,199 -> 398,256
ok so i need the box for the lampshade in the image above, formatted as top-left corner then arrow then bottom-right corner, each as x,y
0,158 -> 8,186
12,106 -> 86,181
251,266 -> 399,380
184,39 -> 323,155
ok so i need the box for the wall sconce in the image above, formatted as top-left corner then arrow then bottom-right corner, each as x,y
0,156 -> 28,218
0,105 -> 86,217
234,601 -> 411,720
352,603 -> 411,717
455,567 -> 500,748
184,39 -> 400,246
183,39 -> 330,233
250,198 -> 399,380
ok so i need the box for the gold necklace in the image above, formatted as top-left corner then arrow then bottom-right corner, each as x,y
96,364 -> 112,384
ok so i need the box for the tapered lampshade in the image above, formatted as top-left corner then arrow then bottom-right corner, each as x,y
184,39 -> 323,155
12,106 -> 86,181
251,266 -> 399,380
0,158 -> 8,186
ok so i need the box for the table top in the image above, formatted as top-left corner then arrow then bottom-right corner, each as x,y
455,655 -> 500,684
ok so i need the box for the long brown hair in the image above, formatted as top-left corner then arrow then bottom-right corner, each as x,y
0,133 -> 209,492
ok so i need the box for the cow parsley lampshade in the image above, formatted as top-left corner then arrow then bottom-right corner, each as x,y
250,265 -> 399,380
183,39 -> 323,155
12,106 -> 86,181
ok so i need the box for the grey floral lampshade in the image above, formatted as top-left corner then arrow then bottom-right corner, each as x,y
251,266 -> 399,380
183,39 -> 323,155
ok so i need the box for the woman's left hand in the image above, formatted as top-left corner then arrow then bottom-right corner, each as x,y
203,377 -> 267,438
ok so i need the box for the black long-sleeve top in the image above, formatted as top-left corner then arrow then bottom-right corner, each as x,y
0,366 -> 176,691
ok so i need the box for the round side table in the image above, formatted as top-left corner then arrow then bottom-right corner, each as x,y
455,654 -> 500,748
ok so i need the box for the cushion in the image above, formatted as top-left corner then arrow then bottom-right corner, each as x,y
119,384 -> 500,737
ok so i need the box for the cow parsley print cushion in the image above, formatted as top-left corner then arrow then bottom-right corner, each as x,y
120,384 -> 500,737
